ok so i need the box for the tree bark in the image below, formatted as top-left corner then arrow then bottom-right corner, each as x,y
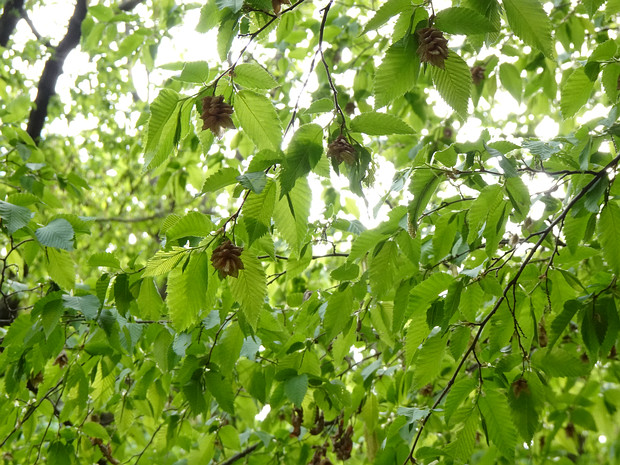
0,0 -> 25,47
26,0 -> 88,142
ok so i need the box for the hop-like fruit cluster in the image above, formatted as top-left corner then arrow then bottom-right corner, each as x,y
327,136 -> 357,166
201,95 -> 235,137
471,65 -> 486,85
211,240 -> 244,278
272,0 -> 291,14
416,27 -> 450,69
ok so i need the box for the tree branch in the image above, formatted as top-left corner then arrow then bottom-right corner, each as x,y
217,443 -> 261,465
0,0 -> 24,47
404,150 -> 620,465
26,0 -> 88,142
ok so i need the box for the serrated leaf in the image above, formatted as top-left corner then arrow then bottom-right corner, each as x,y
532,349 -> 590,377
243,179 -> 276,244
280,124 -> 323,195
145,88 -> 180,168
166,211 -> 214,242
284,374 -> 308,405
548,300 -> 581,349
467,184 -> 503,243
602,63 -> 620,102
412,330 -> 446,387
46,248 -> 75,290
350,112 -> 414,135
273,177 -> 311,253
505,177 -> 530,222
348,229 -> 388,262
0,200 -> 33,234
508,378 -> 539,441
374,37 -> 419,108
229,251 -> 267,329
444,377 -> 476,424
178,61 -> 209,83
408,272 -> 454,319
234,63 -> 278,89
62,294 -> 100,320
503,0 -> 553,58
431,51 -> 471,117
324,287 -> 354,340
88,252 -> 121,269
499,63 -> 522,102
82,421 -> 110,441
598,202 -> 620,274
235,90 -> 282,150
216,0 -> 243,12
369,241 -> 398,297
564,212 -> 589,254
197,0 -> 221,32
143,247 -> 189,277
447,414 -> 477,461
560,68 -> 594,119
479,389 -> 517,458
167,252 -> 208,331
304,98 -> 333,114
201,167 -> 240,193
34,218 -> 73,252
364,0 -> 411,33
407,169 -> 442,236
237,171 -> 267,193
434,7 -> 499,35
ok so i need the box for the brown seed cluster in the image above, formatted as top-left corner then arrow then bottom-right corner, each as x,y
332,420 -> 353,460
471,65 -> 486,85
200,95 -> 235,137
416,27 -> 450,69
327,136 -> 357,166
211,240 -> 244,278
272,0 -> 291,14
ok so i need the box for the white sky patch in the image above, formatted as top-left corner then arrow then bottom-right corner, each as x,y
128,233 -> 137,245
255,404 -> 271,422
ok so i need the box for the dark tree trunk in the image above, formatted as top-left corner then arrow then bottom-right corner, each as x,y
0,0 -> 25,47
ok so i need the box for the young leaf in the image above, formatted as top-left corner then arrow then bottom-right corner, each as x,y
479,389 -> 517,459
243,179 -> 276,244
166,211 -> 214,242
46,247 -> 75,290
560,68 -> 594,119
503,0 -> 553,58
350,112 -> 414,135
434,7 -> 499,35
363,0 -> 411,33
431,51 -> 472,117
280,124 -> 323,195
374,37 -> 419,108
143,247 -> 189,277
0,200 -> 33,234
229,251 -> 267,329
144,88 -> 180,168
324,286 -> 354,339
273,177 -> 311,253
233,63 -> 278,89
412,329 -> 446,387
235,90 -> 282,150
407,169 -> 442,236
202,167 -> 240,194
166,252 -> 208,331
597,201 -> 620,274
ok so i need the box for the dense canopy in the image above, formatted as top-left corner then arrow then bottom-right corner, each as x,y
1,0 -> 620,464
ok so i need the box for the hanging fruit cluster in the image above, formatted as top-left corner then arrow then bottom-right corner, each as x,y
327,136 -> 357,166
332,420 -> 353,460
200,95 -> 235,137
210,240 -> 244,278
309,442 -> 332,465
416,26 -> 450,69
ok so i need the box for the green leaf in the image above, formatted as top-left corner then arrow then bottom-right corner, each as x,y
532,349 -> 590,377
412,329 -> 446,387
235,90 -> 282,150
143,247 -> 189,277
216,0 -> 244,13
499,63 -> 522,102
0,200 -> 33,234
447,414 -> 477,461
598,202 -> 620,275
144,88 -> 180,168
237,172 -> 267,193
273,177 -> 311,253
431,51 -> 472,117
434,7 -> 499,35
46,248 -> 75,290
507,378 -> 539,441
350,112 -> 414,135
234,63 -> 278,89
63,294 -> 100,320
229,251 -> 267,329
505,177 -> 530,222
284,374 -> 308,406
166,211 -> 214,242
201,167 -> 240,193
304,98 -> 334,114
467,184 -> 503,243
444,377 -> 476,424
197,0 -> 221,31
88,252 -> 121,269
407,169 -> 442,236
243,179 -> 276,244
408,272 -> 454,319
479,389 -> 517,458
363,0 -> 411,33
548,300 -> 581,349
560,68 -> 595,119
178,61 -> 209,83
374,37 -> 419,108
36,219 -> 75,251
280,124 -> 323,195
502,0 -> 553,58
369,241 -> 398,297
348,229 -> 388,262
167,252 -> 208,331
82,421 -> 110,441
324,287 -> 354,339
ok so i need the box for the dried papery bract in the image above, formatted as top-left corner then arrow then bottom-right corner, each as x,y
327,136 -> 357,166
272,0 -> 291,15
471,65 -> 486,85
200,95 -> 235,137
416,27 -> 450,69
211,240 -> 244,278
